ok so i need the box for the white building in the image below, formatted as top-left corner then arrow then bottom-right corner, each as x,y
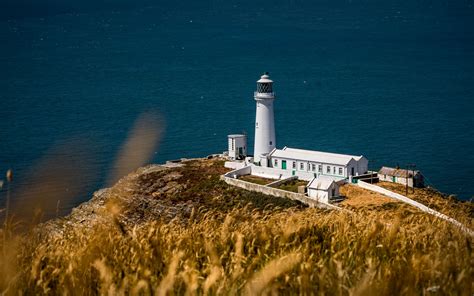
253,72 -> 276,164
224,72 -> 370,204
227,134 -> 247,160
307,176 -> 341,203
265,147 -> 368,179
378,166 -> 424,188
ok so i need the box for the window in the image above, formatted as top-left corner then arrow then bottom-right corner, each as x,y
256,122 -> 258,127
258,82 -> 272,93
292,161 -> 296,169
274,159 -> 278,167
312,163 -> 316,172
269,141 -> 272,145
333,167 -> 336,174
300,162 -> 304,170
318,165 -> 322,173
326,166 -> 331,173
339,168 -> 343,175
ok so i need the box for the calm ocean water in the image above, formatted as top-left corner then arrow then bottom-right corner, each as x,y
1,1 -> 473,215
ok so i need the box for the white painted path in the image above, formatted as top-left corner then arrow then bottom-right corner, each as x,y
358,181 -> 474,237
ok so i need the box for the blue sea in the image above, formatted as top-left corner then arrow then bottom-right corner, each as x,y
1,0 -> 473,216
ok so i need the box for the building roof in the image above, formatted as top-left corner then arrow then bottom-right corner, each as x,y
228,134 -> 246,138
257,73 -> 273,83
378,166 -> 420,178
269,147 -> 364,166
307,176 -> 336,190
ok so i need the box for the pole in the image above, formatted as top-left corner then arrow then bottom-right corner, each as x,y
3,170 -> 12,275
405,164 -> 416,196
4,170 -> 12,227
405,165 -> 408,196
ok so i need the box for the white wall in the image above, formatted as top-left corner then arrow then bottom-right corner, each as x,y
235,136 -> 247,157
378,174 -> 414,187
221,171 -> 341,210
225,165 -> 252,178
357,157 -> 369,175
228,138 -> 235,159
228,136 -> 247,160
251,165 -> 316,181
224,161 -> 246,170
270,157 -> 347,179
342,158 -> 367,177
307,189 -> 329,203
254,98 -> 276,163
307,182 -> 340,203
251,165 -> 291,180
357,181 -> 473,237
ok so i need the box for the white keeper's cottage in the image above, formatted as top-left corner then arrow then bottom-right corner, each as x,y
265,147 -> 368,179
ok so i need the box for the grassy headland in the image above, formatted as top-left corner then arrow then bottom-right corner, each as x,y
0,158 -> 472,295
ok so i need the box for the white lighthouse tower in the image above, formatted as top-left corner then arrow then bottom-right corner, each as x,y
253,72 -> 276,164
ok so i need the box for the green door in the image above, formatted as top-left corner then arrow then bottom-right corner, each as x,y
282,160 -> 287,170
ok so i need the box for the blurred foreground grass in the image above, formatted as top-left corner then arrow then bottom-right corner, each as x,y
0,158 -> 472,295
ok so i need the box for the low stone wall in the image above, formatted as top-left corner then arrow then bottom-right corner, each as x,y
224,161 -> 246,170
250,165 -> 317,181
224,166 -> 252,178
221,173 -> 340,210
250,165 -> 290,180
358,181 -> 473,237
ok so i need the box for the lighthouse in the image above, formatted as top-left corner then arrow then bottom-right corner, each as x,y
253,72 -> 276,164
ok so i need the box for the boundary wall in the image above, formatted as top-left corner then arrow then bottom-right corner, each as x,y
358,181 -> 473,237
249,165 -> 316,181
222,168 -> 340,210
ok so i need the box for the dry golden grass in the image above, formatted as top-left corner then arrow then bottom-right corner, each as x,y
2,204 -> 473,295
0,159 -> 472,295
340,184 -> 402,208
1,112 -> 472,294
377,182 -> 474,229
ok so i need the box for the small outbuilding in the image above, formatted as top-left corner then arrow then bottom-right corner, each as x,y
228,134 -> 247,160
378,166 -> 424,188
307,176 -> 340,203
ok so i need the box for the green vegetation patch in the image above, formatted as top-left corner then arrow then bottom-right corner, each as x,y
277,179 -> 308,193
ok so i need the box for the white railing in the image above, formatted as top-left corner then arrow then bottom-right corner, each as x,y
254,91 -> 275,99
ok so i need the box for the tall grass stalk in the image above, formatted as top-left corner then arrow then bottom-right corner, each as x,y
2,202 -> 471,295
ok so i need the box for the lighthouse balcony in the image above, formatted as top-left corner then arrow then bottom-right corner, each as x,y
254,91 -> 275,99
